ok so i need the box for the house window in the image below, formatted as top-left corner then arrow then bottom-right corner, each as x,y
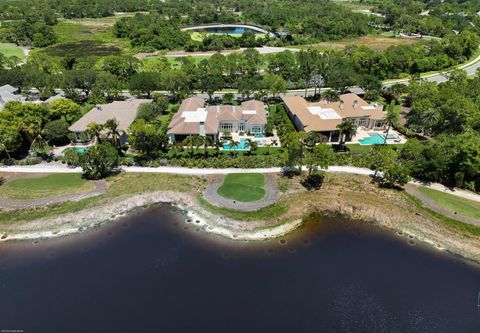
358,119 -> 368,127
220,122 -> 233,133
251,125 -> 262,134
239,122 -> 245,132
374,120 -> 384,128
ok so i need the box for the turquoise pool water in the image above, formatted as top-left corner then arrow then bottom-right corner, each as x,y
62,147 -> 87,154
203,27 -> 262,35
223,138 -> 250,150
359,133 -> 385,145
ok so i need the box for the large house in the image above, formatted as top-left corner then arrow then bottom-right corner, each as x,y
0,84 -> 26,111
167,97 -> 267,143
69,99 -> 150,144
281,93 -> 385,142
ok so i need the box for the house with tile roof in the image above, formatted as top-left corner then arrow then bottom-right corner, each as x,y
281,93 -> 385,142
69,99 -> 150,144
167,97 -> 267,143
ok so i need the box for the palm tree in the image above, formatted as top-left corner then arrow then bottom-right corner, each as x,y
383,101 -> 400,144
304,132 -> 320,151
25,125 -> 47,153
244,138 -> 258,155
228,139 -> 240,157
200,136 -> 212,157
104,118 -> 121,147
168,142 -> 182,158
86,122 -> 104,143
183,135 -> 198,156
264,143 -> 271,155
213,138 -> 223,157
421,109 -> 439,136
336,120 -> 357,145
322,90 -> 340,103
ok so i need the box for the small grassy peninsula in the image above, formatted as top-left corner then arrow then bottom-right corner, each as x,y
0,174 -> 94,200
217,173 -> 266,202
417,186 -> 480,220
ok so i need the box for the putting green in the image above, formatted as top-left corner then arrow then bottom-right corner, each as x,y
0,174 -> 94,200
217,173 -> 266,202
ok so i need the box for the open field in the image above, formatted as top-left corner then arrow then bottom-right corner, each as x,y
0,43 -> 24,59
417,186 -> 480,220
332,0 -> 375,10
46,21 -> 130,57
0,174 -> 93,200
217,173 -> 266,202
40,40 -> 124,57
299,35 -> 419,52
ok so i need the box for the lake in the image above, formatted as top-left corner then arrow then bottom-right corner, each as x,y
0,205 -> 479,332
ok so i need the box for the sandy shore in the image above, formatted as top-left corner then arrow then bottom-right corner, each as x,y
0,191 -> 303,242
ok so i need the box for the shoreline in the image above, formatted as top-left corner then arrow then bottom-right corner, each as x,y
1,189 -> 477,265
0,191 -> 304,243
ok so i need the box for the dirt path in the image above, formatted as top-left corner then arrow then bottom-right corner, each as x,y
0,180 -> 108,210
203,174 -> 280,211
405,184 -> 480,226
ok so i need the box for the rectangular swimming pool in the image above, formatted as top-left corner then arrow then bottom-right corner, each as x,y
223,138 -> 250,151
359,133 -> 385,145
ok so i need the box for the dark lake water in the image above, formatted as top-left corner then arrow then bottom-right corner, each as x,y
0,205 -> 479,333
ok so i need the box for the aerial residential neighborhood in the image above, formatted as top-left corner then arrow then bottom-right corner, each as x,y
0,0 -> 480,331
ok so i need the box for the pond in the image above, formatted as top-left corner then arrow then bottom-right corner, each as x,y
201,27 -> 263,35
0,205 -> 479,332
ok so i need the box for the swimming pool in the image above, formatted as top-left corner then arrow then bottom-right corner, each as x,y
203,27 -> 263,35
359,133 -> 385,145
62,147 -> 87,154
223,138 -> 250,150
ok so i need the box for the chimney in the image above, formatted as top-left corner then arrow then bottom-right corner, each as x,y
339,100 -> 344,109
353,100 -> 358,109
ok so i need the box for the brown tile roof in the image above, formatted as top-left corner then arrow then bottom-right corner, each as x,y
281,93 -> 384,132
167,98 -> 267,135
69,99 -> 150,132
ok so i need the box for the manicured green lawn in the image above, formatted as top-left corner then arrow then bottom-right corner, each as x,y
0,174 -> 94,200
217,173 -> 266,202
0,43 -> 24,59
417,186 -> 480,220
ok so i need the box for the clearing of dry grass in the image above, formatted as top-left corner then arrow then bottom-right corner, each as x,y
305,35 -> 419,52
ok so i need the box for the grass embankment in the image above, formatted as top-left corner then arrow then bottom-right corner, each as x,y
0,43 -> 24,59
198,196 -> 288,221
217,173 -> 266,202
417,186 -> 480,220
403,192 -> 480,237
0,173 -> 204,225
0,174 -> 93,200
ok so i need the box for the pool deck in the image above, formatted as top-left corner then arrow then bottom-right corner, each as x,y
348,129 -> 406,145
51,142 -> 95,156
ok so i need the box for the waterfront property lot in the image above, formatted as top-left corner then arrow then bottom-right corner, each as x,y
0,173 -> 94,200
417,186 -> 480,220
217,173 -> 266,202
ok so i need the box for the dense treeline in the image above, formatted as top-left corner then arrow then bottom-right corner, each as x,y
400,72 -> 480,191
374,0 -> 480,37
0,29 -> 477,102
